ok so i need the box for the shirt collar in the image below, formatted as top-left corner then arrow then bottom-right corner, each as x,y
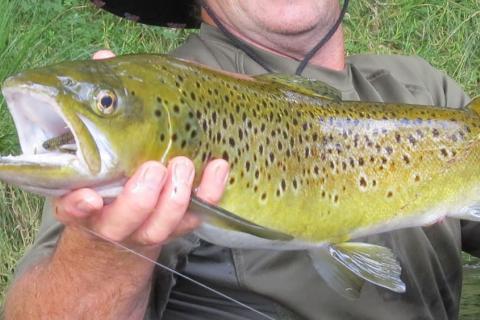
199,23 -> 354,92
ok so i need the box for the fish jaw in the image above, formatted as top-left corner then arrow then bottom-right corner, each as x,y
0,77 -> 120,196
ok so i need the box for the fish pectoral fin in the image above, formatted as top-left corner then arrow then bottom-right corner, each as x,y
254,74 -> 342,101
189,196 -> 293,241
309,242 -> 405,298
308,248 -> 365,299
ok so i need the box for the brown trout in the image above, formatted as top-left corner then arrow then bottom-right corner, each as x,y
1,54 -> 479,298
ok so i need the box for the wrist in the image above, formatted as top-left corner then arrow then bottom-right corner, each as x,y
52,226 -> 161,283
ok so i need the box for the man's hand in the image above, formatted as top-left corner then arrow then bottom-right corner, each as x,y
55,157 -> 229,250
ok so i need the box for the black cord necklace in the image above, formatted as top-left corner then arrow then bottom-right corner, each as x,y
199,0 -> 350,76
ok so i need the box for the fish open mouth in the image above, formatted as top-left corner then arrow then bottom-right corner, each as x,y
0,80 -> 101,175
1,87 -> 86,168
0,81 -> 126,197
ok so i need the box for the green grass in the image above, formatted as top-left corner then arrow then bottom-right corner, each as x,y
0,0 -> 478,315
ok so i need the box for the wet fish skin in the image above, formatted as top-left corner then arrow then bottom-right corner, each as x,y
1,54 -> 480,243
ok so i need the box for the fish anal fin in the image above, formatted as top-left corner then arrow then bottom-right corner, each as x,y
329,242 -> 405,293
189,196 -> 293,241
308,249 -> 364,299
254,74 -> 342,101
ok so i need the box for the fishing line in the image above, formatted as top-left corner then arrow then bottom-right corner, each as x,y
79,225 -> 277,320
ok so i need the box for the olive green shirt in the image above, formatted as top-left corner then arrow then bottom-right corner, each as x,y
16,24 -> 478,320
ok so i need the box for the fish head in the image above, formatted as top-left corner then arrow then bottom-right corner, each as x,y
0,56 -> 183,197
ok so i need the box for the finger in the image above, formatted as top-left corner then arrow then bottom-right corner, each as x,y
195,159 -> 229,204
169,213 -> 201,239
92,50 -> 116,60
94,161 -> 167,242
54,188 -> 103,225
133,157 -> 195,245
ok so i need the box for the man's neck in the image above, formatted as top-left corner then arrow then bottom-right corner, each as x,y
201,10 -> 345,71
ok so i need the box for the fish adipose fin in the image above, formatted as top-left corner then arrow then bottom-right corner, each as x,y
254,74 -> 342,101
309,242 -> 405,299
189,196 -> 293,241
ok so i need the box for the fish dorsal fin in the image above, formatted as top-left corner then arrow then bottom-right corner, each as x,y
466,97 -> 480,114
189,196 -> 293,241
254,74 -> 342,101
308,242 -> 405,299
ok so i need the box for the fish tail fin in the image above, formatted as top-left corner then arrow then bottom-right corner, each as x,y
308,242 -> 405,299
466,96 -> 480,114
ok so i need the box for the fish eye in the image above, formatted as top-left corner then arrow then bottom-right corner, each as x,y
95,89 -> 117,114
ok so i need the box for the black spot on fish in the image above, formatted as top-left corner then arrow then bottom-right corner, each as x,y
385,146 -> 393,155
160,133 -> 165,142
359,177 -> 367,187
269,153 -> 275,163
245,161 -> 251,172
387,191 -> 393,198
293,179 -> 298,189
222,151 -> 229,161
155,109 -> 162,117
408,135 -> 417,145
395,133 -> 401,143
403,154 -> 410,164
440,148 -> 448,157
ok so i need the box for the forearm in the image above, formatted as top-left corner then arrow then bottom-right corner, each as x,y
4,227 -> 158,320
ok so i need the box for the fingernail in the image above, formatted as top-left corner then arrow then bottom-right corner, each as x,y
215,162 -> 229,186
133,164 -> 166,193
173,160 -> 194,190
